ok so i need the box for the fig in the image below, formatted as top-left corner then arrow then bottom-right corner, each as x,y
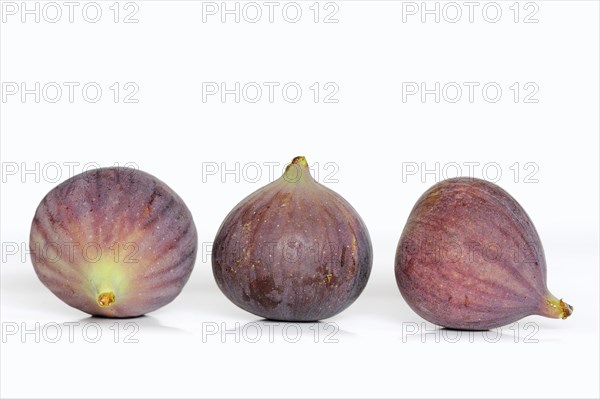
212,156 -> 372,321
30,167 -> 197,317
395,177 -> 572,330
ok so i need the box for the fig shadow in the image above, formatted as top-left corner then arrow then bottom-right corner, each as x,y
79,314 -> 188,334
248,318 -> 357,339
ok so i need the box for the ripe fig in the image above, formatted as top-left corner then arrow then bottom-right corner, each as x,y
30,167 -> 198,317
212,156 -> 372,321
395,177 -> 572,330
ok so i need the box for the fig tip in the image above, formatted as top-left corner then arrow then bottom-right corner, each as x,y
559,299 -> 573,319
97,292 -> 115,308
291,156 -> 308,167
283,156 -> 312,183
543,295 -> 573,320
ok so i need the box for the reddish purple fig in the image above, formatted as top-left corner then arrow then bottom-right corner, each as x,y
30,167 -> 197,317
212,156 -> 372,321
396,177 -> 572,330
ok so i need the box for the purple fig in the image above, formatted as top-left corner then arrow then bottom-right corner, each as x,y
395,177 -> 572,330
30,167 -> 197,317
212,156 -> 372,321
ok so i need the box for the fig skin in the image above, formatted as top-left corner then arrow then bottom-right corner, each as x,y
395,177 -> 572,330
30,167 -> 198,317
212,156 -> 372,321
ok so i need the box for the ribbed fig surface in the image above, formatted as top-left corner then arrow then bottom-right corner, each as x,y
212,156 -> 372,321
396,177 -> 572,330
30,167 -> 197,317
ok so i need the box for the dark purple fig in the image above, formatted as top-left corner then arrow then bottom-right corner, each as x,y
212,156 -> 372,321
30,167 -> 197,317
396,177 -> 572,330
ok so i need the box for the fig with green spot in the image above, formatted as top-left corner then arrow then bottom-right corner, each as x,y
30,167 -> 197,317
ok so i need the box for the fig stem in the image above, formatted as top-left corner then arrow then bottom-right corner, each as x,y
544,295 -> 573,319
291,156 -> 308,167
97,292 -> 115,308
283,156 -> 311,183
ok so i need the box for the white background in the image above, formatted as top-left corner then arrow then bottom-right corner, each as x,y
1,1 -> 599,398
